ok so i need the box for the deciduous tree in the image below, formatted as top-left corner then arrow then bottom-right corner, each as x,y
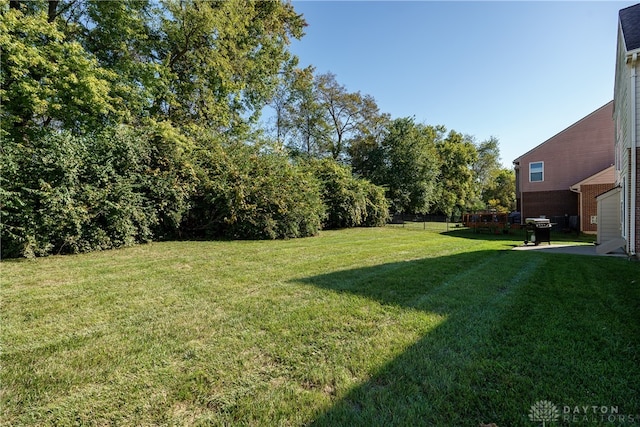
315,72 -> 382,160
434,130 -> 478,219
484,168 -> 516,213
280,66 -> 330,156
352,117 -> 440,214
0,5 -> 116,141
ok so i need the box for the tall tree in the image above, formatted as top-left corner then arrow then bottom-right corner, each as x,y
472,136 -> 503,207
268,62 -> 302,145
434,131 -> 478,219
277,66 -> 330,156
483,168 -> 516,213
76,0 -> 163,124
0,4 -> 117,142
156,0 -> 305,131
2,0 -> 307,135
352,117 -> 440,214
473,136 -> 502,185
347,96 -> 390,176
315,72 -> 377,160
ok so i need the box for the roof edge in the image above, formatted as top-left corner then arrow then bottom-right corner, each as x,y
512,100 -> 614,165
619,3 -> 640,52
595,185 -> 621,201
570,165 -> 616,190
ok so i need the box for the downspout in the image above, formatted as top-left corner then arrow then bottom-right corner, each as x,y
569,185 -> 582,233
513,161 -> 523,224
631,53 -> 637,255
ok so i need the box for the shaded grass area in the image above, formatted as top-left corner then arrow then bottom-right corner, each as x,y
1,227 -> 638,426
304,249 -> 640,426
392,220 -> 596,244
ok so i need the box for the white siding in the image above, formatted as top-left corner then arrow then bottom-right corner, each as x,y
636,62 -> 640,149
613,24 -> 634,253
597,188 -> 622,244
614,27 -> 631,188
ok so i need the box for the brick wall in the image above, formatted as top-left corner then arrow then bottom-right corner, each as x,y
520,190 -> 578,220
581,184 -> 616,233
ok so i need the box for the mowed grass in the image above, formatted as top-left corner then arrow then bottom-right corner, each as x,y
1,226 -> 639,426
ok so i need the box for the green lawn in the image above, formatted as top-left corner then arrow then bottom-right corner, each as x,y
2,227 -> 639,426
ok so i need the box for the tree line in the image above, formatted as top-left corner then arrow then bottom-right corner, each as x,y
0,0 -> 514,258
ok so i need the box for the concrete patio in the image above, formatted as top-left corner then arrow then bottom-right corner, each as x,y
512,243 -> 629,258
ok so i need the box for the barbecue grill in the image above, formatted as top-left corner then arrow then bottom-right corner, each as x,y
524,218 -> 551,245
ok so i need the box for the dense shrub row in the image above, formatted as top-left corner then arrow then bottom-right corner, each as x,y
183,141 -> 326,240
1,126 -> 193,257
301,158 -> 389,229
1,126 -> 388,258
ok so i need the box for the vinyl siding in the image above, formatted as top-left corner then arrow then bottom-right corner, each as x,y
613,24 -> 632,253
614,29 -> 630,181
612,11 -> 640,256
614,26 -> 633,184
636,150 -> 640,253
597,188 -> 621,244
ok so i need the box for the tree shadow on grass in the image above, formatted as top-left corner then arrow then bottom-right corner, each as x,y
443,227 -> 523,243
443,227 -> 592,245
293,249 -> 640,426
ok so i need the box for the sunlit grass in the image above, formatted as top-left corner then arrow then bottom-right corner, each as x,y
2,226 -> 638,426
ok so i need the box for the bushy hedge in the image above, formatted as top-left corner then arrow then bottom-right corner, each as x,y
301,158 -> 389,229
1,128 -> 388,258
1,125 -> 193,258
183,141 -> 325,240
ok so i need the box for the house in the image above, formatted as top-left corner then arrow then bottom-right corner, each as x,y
610,3 -> 640,257
570,165 -> 616,234
512,102 -> 615,232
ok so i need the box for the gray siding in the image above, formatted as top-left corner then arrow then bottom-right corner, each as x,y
597,188 -> 621,244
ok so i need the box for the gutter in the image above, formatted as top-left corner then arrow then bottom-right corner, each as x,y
569,185 -> 582,233
630,52 -> 638,256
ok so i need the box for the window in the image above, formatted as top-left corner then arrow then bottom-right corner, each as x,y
529,161 -> 544,182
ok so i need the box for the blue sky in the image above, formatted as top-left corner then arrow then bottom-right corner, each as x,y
285,0 -> 637,167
